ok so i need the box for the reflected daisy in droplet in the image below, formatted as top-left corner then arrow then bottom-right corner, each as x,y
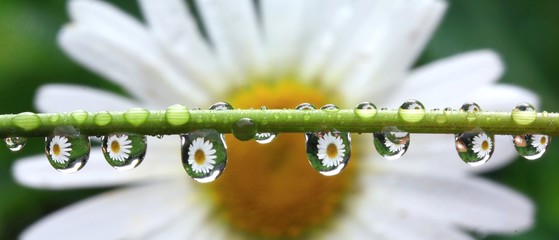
317,132 -> 346,167
188,138 -> 217,174
384,137 -> 407,154
105,134 -> 132,162
14,0 -> 538,239
48,136 -> 72,164
531,134 -> 549,153
472,133 -> 493,159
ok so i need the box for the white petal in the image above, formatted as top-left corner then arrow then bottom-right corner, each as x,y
388,50 -> 504,108
472,84 -> 540,111
361,170 -> 534,234
196,0 -> 267,83
20,181 -> 201,240
13,138 -> 183,189
324,215 -> 383,240
138,0 -> 227,95
337,0 -> 447,103
35,84 -> 137,112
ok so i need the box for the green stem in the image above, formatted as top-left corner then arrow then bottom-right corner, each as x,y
0,106 -> 556,138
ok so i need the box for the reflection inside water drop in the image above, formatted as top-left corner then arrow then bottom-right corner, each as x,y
513,134 -> 550,160
5,137 -> 27,152
102,133 -> 147,170
373,127 -> 410,160
455,129 -> 494,167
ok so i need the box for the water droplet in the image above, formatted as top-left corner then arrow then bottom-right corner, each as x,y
12,112 -> 41,131
305,130 -> 351,176
460,102 -> 481,122
512,134 -> 550,160
398,99 -> 425,123
124,108 -> 150,127
101,133 -> 147,170
45,134 -> 90,173
232,118 -> 257,141
295,103 -> 316,111
209,102 -> 234,110
255,132 -> 277,144
48,114 -> 60,123
5,137 -> 27,151
94,111 -> 112,126
455,129 -> 494,166
373,127 -> 410,160
321,104 -> 340,112
71,110 -> 88,124
165,104 -> 190,126
181,130 -> 227,183
511,103 -> 537,125
155,134 -> 164,139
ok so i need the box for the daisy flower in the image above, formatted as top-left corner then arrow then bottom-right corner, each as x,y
317,132 -> 346,167
384,137 -> 407,154
48,136 -> 72,164
472,133 -> 493,160
13,0 -> 538,239
105,134 -> 132,162
531,134 -> 549,153
187,137 -> 217,174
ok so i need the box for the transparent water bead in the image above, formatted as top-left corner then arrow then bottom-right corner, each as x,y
232,118 -> 257,141
254,106 -> 278,144
45,135 -> 90,173
5,137 -> 27,151
209,101 -> 234,111
181,130 -> 227,183
511,102 -> 537,125
295,103 -> 316,111
305,130 -> 351,176
512,134 -> 550,160
455,129 -> 494,166
460,102 -> 481,122
354,102 -> 378,118
373,127 -> 410,160
398,99 -> 426,123
101,133 -> 147,170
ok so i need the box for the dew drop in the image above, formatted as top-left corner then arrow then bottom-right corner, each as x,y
254,106 -> 278,144
373,127 -> 410,160
181,129 -> 227,183
512,134 -> 550,160
48,114 -> 60,123
305,130 -> 351,176
511,103 -> 537,125
94,111 -> 112,126
295,103 -> 316,111
45,134 -> 90,173
398,99 -> 425,123
354,102 -> 378,118
101,133 -> 147,170
232,118 -> 257,141
124,108 -> 150,127
455,129 -> 494,166
209,102 -> 234,110
71,110 -> 88,124
460,102 -> 481,122
165,104 -> 190,126
321,104 -> 340,112
12,112 -> 42,131
5,137 -> 27,151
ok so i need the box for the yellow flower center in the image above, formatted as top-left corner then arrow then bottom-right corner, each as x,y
327,143 -> 338,159
482,140 -> 489,151
111,140 -> 120,153
540,136 -> 547,145
194,149 -> 206,165
52,144 -> 60,156
207,81 -> 358,238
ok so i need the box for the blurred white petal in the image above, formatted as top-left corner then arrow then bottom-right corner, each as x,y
35,84 -> 137,112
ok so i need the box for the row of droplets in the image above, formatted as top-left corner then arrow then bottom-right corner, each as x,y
4,101 -> 550,183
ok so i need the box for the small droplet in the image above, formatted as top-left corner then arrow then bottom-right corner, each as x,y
45,134 -> 90,173
71,110 -> 88,124
209,102 -> 234,111
155,134 -> 164,139
398,99 -> 425,123
102,133 -> 147,170
295,103 -> 316,111
12,112 -> 42,131
373,127 -> 410,160
94,111 -> 112,126
5,137 -> 27,151
455,129 -> 494,166
460,102 -> 481,122
232,118 -> 257,141
511,103 -> 537,125
181,130 -> 227,183
354,102 -> 378,118
321,104 -> 340,112
166,104 -> 190,126
512,134 -> 550,160
124,108 -> 150,127
305,130 -> 351,176
48,114 -> 60,123
254,107 -> 277,144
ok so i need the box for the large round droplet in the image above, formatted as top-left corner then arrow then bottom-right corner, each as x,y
12,112 -> 42,131
71,110 -> 88,124
210,102 -> 234,110
181,130 -> 227,183
305,131 -> 351,176
373,127 -> 410,160
45,135 -> 90,173
354,102 -> 377,118
511,103 -> 537,125
512,134 -> 550,160
102,133 -> 147,170
5,137 -> 27,152
232,118 -> 257,141
398,99 -> 425,123
94,111 -> 112,126
254,106 -> 278,144
165,104 -> 190,126
455,129 -> 494,166
460,102 -> 481,122
124,108 -> 150,127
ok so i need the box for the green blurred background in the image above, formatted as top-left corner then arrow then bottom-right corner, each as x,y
0,0 -> 558,239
